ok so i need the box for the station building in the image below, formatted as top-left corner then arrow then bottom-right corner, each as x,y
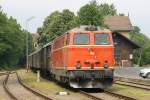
104,16 -> 140,67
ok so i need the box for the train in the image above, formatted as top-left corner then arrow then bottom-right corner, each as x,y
28,26 -> 114,89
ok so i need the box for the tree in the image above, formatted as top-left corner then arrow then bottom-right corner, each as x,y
18,30 -> 34,66
38,9 -> 75,46
0,16 -> 24,67
77,1 -> 117,26
99,3 -> 117,16
78,0 -> 103,26
37,1 -> 119,46
0,8 -> 34,68
130,26 -> 150,66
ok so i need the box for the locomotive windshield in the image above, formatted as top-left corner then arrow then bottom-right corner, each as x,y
94,33 -> 109,45
74,33 -> 89,45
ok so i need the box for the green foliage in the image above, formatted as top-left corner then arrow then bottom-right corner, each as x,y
130,26 -> 150,66
38,1 -> 117,46
78,1 -> 103,26
38,9 -> 75,46
99,3 -> 117,16
0,8 -> 34,68
18,30 -> 34,66
77,1 -> 117,26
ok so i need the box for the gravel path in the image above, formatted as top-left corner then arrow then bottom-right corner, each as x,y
0,75 -> 12,100
7,73 -> 45,100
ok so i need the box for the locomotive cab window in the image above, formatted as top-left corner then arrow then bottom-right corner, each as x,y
94,33 -> 109,45
74,33 -> 89,45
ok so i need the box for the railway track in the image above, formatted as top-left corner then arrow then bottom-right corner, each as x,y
1,70 -> 147,100
0,71 -> 15,76
3,71 -> 52,100
79,89 -> 135,100
0,71 -> 8,76
115,80 -> 150,91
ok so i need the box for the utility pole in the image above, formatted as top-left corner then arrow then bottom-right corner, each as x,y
26,16 -> 35,72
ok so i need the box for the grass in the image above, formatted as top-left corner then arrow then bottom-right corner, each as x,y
17,69 -> 90,100
107,84 -> 150,100
18,70 -> 73,94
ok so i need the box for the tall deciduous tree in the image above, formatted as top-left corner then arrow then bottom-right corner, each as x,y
38,9 -> 75,46
38,0 -> 118,46
0,8 -> 34,68
99,3 -> 117,16
130,26 -> 150,66
77,0 -> 117,26
78,0 -> 103,26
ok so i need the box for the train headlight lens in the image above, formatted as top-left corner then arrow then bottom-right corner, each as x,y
103,60 -> 109,69
76,61 -> 81,69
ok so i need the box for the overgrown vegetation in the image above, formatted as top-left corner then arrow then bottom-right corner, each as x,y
0,8 -> 34,69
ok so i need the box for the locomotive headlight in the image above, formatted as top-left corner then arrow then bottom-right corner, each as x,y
103,60 -> 109,69
76,61 -> 81,69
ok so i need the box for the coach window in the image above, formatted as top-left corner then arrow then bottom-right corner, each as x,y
94,33 -> 109,45
74,33 -> 89,45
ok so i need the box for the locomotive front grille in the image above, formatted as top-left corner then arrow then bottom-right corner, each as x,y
68,70 -> 113,79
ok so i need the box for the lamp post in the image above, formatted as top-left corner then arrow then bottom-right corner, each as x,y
26,16 -> 35,72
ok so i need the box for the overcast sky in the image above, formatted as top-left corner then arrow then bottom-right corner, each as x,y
0,0 -> 150,37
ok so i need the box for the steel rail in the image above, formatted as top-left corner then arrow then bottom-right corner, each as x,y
115,81 -> 150,91
3,71 -> 52,100
115,80 -> 150,87
79,90 -> 136,100
104,90 -> 136,100
3,72 -> 18,100
15,72 -> 52,100
79,90 -> 103,100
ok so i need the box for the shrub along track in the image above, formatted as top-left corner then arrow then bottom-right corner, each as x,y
3,71 -> 52,100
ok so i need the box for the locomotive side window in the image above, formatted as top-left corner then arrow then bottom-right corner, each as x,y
74,33 -> 89,45
94,33 -> 109,45
66,33 -> 70,45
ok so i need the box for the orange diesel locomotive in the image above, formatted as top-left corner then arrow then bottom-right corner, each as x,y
28,26 -> 114,88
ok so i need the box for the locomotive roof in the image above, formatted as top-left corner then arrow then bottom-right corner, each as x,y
68,26 -> 111,33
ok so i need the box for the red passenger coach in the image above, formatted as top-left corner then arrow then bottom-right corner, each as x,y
29,26 -> 114,89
